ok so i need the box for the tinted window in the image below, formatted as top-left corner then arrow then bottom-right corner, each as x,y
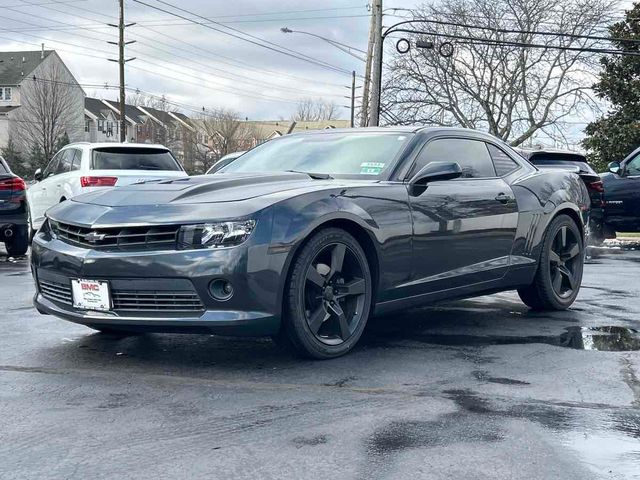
487,144 -> 520,176
70,149 -> 82,171
411,138 -> 496,179
222,133 -> 411,177
56,149 -> 74,174
626,153 -> 640,176
91,148 -> 181,171
43,153 -> 62,178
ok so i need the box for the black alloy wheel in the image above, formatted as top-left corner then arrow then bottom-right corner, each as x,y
548,225 -> 581,299
518,214 -> 584,310
282,228 -> 372,359
304,242 -> 367,345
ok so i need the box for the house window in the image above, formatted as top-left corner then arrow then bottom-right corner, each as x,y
98,119 -> 104,132
0,87 -> 11,101
84,120 -> 90,132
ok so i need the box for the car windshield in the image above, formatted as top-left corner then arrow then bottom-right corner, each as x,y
221,132 -> 412,177
91,147 -> 182,171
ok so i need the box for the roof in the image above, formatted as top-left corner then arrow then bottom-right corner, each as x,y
0,50 -> 54,85
66,142 -> 170,150
0,105 -> 19,114
103,100 -> 146,124
85,97 -> 113,120
138,106 -> 174,125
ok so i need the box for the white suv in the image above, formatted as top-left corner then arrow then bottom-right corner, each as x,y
27,143 -> 188,231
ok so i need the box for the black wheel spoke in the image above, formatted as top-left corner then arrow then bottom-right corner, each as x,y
308,305 -> 329,334
306,265 -> 326,288
549,250 -> 561,264
328,302 -> 350,340
560,226 -> 567,248
329,244 -> 346,278
559,266 -> 576,290
336,278 -> 365,298
566,244 -> 580,260
552,269 -> 563,293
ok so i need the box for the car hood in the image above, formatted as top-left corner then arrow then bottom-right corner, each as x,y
70,172 -> 336,207
46,172 -> 355,227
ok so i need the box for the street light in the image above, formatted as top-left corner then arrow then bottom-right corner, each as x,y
280,27 -> 366,62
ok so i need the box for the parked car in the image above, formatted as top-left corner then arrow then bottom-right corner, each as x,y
601,147 -> 640,234
27,143 -> 188,232
205,151 -> 246,174
0,156 -> 29,256
32,127 -> 590,359
517,149 -> 605,244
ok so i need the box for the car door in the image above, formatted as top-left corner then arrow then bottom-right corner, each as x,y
29,152 -> 62,228
604,151 -> 640,232
406,137 -> 519,295
53,148 -> 80,202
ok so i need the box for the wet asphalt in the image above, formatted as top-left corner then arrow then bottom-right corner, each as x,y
1,244 -> 639,479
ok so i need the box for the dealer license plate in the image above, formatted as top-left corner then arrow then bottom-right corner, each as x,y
71,279 -> 111,311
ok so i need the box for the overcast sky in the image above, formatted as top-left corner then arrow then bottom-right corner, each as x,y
1,0 -> 635,124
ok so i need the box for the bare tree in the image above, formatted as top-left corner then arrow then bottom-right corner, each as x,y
383,0 -> 617,146
292,98 -> 339,121
191,108 -> 257,173
12,61 -> 82,163
126,92 -> 174,112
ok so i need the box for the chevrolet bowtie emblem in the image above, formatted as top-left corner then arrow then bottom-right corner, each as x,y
84,231 -> 106,243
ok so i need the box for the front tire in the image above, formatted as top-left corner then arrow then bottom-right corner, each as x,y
5,225 -> 29,256
280,228 -> 373,359
518,214 -> 584,310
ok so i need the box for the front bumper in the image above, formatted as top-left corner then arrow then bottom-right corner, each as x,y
31,230 -> 286,336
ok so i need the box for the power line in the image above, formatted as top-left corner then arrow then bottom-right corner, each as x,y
17,0 -> 350,89
130,0 -> 359,77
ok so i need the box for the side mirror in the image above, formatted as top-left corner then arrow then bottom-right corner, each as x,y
34,168 -> 43,182
409,162 -> 462,195
608,161 -> 621,175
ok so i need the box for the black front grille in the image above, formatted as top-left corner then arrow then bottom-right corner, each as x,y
50,221 -> 179,250
39,279 -> 72,305
112,290 -> 204,312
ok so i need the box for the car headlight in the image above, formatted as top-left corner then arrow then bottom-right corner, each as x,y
177,220 -> 256,249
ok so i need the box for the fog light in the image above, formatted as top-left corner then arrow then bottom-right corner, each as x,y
209,279 -> 233,301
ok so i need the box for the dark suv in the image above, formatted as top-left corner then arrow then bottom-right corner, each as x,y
601,147 -> 640,235
517,149 -> 605,244
0,156 -> 29,256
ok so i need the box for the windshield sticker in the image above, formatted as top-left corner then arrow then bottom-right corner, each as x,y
360,162 -> 385,175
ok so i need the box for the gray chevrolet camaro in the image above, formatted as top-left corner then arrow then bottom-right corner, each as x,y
31,127 -> 590,359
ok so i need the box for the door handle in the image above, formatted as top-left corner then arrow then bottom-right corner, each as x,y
495,193 -> 512,204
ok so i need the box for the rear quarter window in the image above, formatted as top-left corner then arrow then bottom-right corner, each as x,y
91,148 -> 182,171
0,161 -> 8,174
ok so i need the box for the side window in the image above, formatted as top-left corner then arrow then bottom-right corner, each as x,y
43,153 -> 62,178
487,144 -> 520,176
410,138 -> 496,179
70,149 -> 82,171
55,149 -> 74,174
626,153 -> 640,176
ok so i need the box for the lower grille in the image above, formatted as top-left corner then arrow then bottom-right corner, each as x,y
112,291 -> 204,312
38,276 -> 204,313
39,279 -> 72,305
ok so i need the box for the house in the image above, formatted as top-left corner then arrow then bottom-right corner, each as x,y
0,49 -> 85,151
84,98 -> 145,143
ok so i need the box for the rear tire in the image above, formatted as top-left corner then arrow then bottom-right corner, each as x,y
518,214 -> 584,310
5,225 -> 29,256
280,228 -> 373,359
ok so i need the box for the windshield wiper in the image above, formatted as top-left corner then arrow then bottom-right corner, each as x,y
285,170 -> 333,180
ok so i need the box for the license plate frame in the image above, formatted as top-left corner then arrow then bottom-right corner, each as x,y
71,279 -> 111,311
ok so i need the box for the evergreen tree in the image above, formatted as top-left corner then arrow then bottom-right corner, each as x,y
0,139 -> 27,177
583,4 -> 640,172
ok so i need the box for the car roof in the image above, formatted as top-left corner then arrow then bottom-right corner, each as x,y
65,142 -> 170,150
283,126 -> 504,137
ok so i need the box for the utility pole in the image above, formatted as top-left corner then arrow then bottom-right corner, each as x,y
350,70 -> 356,128
368,0 -> 383,127
360,8 -> 376,127
108,0 -> 136,142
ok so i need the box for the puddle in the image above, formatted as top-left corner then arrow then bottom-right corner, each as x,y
561,326 -> 640,351
373,326 -> 640,352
